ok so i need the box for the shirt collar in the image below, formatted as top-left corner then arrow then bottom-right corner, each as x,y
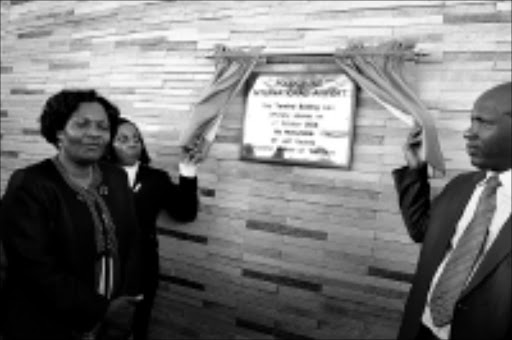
122,161 -> 140,172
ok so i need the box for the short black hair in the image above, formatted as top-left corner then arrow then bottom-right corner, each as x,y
39,89 -> 120,147
478,81 -> 511,117
104,116 -> 152,165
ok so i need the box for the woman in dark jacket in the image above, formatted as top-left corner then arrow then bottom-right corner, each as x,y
0,89 -> 142,340
105,117 -> 199,340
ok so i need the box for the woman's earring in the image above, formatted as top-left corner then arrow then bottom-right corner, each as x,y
56,132 -> 64,148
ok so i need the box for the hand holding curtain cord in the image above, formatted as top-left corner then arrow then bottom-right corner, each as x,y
403,125 -> 424,169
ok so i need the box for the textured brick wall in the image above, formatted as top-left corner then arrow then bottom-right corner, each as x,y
1,1 -> 511,339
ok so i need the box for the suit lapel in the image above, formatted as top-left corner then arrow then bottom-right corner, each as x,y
461,217 -> 511,298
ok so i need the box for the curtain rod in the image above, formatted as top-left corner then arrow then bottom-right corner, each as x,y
206,50 -> 428,59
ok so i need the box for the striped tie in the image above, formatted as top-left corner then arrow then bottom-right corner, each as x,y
429,175 -> 501,327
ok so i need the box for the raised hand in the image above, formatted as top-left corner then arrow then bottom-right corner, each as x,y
403,125 -> 425,169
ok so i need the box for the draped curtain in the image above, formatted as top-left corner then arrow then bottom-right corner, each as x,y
181,42 -> 445,175
180,45 -> 263,160
334,41 -> 445,175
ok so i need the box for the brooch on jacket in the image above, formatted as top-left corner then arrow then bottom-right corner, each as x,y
99,186 -> 109,196
133,183 -> 141,192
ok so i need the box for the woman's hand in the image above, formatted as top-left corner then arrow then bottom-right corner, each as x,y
183,145 -> 204,165
97,295 -> 142,340
179,146 -> 202,177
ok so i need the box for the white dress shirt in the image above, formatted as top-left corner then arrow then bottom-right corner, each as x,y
122,161 -> 197,191
122,161 -> 140,188
422,169 -> 511,339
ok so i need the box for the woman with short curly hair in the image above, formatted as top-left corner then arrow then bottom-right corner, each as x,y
0,89 -> 142,340
39,90 -> 120,147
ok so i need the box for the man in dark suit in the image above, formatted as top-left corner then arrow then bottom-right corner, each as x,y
393,82 -> 511,340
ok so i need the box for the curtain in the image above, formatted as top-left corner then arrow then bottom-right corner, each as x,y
181,41 -> 445,175
180,44 -> 263,160
334,41 -> 445,175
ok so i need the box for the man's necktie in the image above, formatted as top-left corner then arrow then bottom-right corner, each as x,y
429,175 -> 501,327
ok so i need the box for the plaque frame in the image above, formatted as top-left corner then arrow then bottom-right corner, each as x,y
240,59 -> 357,169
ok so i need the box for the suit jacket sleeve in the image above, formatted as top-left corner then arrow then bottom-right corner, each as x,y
392,164 -> 431,243
1,169 -> 109,331
160,172 -> 198,223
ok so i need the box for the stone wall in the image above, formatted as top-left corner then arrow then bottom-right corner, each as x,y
1,1 -> 511,339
